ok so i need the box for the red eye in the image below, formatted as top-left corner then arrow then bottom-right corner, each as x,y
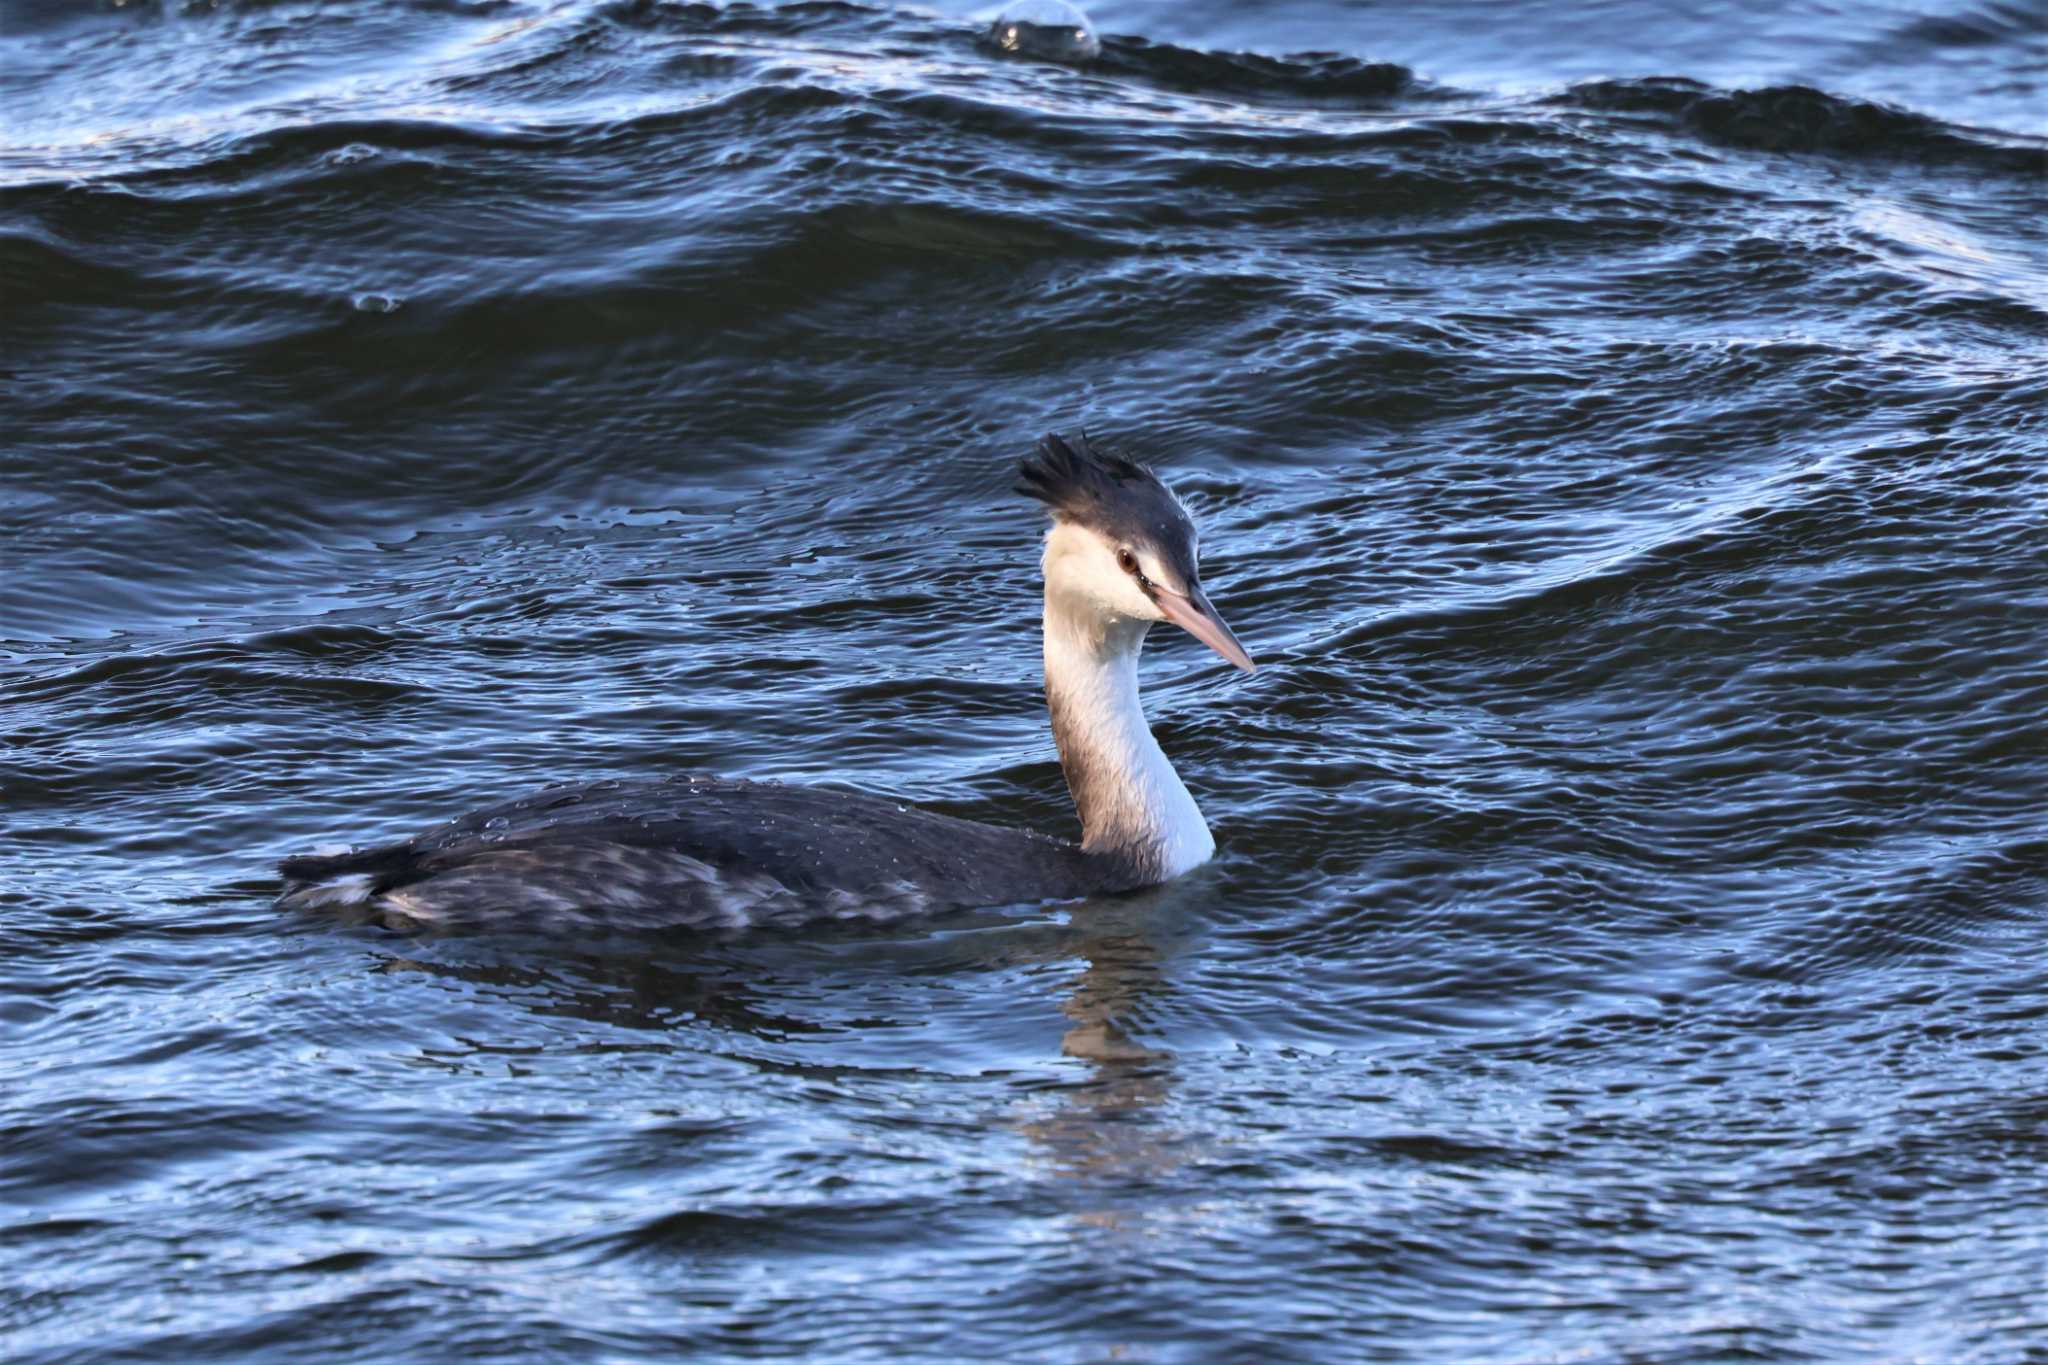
1117,549 -> 1139,576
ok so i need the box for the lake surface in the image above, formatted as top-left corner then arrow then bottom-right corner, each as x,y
4,0 -> 2045,1359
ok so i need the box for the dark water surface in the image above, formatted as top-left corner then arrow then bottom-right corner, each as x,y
5,0 -> 2047,1358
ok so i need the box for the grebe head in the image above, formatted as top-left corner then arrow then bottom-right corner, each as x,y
1018,432 -> 1255,671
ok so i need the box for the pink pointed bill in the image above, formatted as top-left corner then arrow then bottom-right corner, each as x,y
1155,586 -> 1255,672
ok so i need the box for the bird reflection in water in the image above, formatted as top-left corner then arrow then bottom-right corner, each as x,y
361,892 -> 1200,1201
1010,890 -> 1204,1222
366,943 -> 826,1048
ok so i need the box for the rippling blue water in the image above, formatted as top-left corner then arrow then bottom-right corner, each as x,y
4,0 -> 2045,1359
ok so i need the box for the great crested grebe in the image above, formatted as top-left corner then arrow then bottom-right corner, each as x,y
277,433 -> 1255,931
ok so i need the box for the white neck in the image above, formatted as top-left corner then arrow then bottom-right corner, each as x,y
1042,592 -> 1215,880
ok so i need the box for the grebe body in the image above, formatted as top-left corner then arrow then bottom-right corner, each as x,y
278,434 -> 1254,931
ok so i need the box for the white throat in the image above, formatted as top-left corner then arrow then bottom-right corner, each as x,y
1042,591 -> 1215,880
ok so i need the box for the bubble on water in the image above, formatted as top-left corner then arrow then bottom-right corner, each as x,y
352,292 -> 401,314
986,0 -> 1100,63
328,143 -> 380,167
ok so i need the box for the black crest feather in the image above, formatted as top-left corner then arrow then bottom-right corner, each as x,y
1015,431 -> 1200,586
1017,431 -> 1156,516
